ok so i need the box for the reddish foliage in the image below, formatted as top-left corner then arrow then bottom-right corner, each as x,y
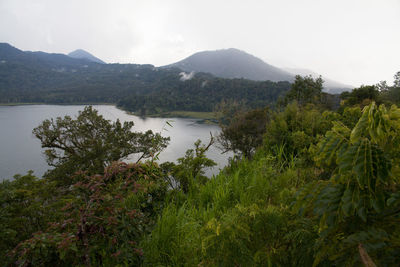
10,161 -> 167,266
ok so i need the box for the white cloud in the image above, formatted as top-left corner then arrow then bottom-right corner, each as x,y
179,71 -> 195,81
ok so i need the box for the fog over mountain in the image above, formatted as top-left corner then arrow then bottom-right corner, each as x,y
166,48 -> 350,92
284,68 -> 353,94
68,49 -> 105,64
165,48 -> 294,83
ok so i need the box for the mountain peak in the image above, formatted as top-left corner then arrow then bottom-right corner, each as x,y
68,49 -> 105,64
165,48 -> 294,82
166,48 -> 351,92
0,43 -> 24,57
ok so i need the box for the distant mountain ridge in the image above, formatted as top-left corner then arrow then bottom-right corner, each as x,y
0,43 -> 350,93
0,43 -> 291,114
68,49 -> 105,64
165,48 -> 294,82
165,48 -> 351,93
0,43 -> 99,69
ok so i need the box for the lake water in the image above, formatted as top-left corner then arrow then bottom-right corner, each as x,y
0,105 -> 231,181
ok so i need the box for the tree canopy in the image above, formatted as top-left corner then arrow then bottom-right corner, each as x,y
217,107 -> 269,158
283,75 -> 323,106
33,106 -> 169,181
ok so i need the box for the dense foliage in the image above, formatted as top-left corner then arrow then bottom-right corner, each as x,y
217,107 -> 269,158
340,71 -> 400,108
4,162 -> 168,266
283,75 -> 323,106
33,106 -> 169,183
2,73 -> 400,266
295,103 -> 400,266
117,78 -> 290,115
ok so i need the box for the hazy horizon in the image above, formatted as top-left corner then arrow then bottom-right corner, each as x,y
1,0 -> 399,87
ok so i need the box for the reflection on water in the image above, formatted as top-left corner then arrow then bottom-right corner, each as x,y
0,105 -> 232,180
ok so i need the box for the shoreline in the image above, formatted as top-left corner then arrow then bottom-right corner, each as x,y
0,102 -> 114,106
0,102 -> 219,123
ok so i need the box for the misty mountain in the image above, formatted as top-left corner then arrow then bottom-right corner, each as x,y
166,48 -> 352,93
0,43 -> 99,69
165,48 -> 294,82
284,67 -> 353,94
0,43 -> 26,61
68,49 -> 105,64
0,43 -> 291,113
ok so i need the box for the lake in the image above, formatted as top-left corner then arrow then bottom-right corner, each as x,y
0,105 -> 231,181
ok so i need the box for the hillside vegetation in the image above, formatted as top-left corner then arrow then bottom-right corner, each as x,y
1,70 -> 400,266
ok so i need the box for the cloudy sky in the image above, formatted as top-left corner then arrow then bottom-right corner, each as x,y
0,0 -> 399,87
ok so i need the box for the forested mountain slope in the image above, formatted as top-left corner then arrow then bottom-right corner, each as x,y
0,43 -> 291,113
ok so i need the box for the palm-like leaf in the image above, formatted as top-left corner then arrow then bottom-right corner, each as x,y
297,102 -> 400,265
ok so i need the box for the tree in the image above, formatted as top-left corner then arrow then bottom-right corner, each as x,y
284,75 -> 323,106
379,71 -> 400,106
217,107 -> 269,158
33,106 -> 169,182
394,71 -> 400,88
9,162 -> 168,266
263,102 -> 336,165
0,172 -> 62,264
340,85 -> 380,107
161,137 -> 216,193
375,80 -> 389,92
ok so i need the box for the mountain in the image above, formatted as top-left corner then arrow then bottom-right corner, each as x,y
0,42 -> 26,60
0,43 -> 100,69
68,49 -> 105,64
164,48 -> 294,82
284,67 -> 353,94
0,43 -> 291,113
166,48 -> 353,93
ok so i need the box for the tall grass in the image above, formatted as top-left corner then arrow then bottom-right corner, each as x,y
142,148 -> 316,266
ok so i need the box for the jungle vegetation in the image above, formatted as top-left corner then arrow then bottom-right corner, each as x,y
1,73 -> 400,266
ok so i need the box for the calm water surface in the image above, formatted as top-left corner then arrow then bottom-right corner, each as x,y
0,105 -> 231,180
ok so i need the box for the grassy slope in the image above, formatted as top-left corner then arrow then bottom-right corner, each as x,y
142,150 -> 315,266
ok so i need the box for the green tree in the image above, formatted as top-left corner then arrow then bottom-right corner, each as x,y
161,138 -> 216,194
394,71 -> 400,88
375,80 -> 389,92
217,107 -> 269,158
284,75 -> 323,106
382,71 -> 400,105
33,106 -> 169,182
0,172 -> 63,264
10,162 -> 168,266
340,85 -> 380,107
264,102 -> 336,166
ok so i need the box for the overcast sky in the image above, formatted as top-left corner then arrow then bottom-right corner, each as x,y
0,0 -> 399,87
